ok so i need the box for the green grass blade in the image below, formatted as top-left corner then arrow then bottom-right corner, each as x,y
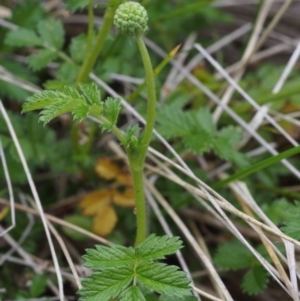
212,145 -> 300,189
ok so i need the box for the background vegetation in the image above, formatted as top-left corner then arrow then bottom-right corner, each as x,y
1,0 -> 300,300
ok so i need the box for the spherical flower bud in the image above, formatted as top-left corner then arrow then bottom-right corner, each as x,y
114,1 -> 148,36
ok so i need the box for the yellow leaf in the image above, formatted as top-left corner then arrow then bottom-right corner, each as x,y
116,170 -> 133,186
95,158 -> 120,180
0,206 -> 9,220
113,187 -> 135,207
92,206 -> 117,236
79,189 -> 112,216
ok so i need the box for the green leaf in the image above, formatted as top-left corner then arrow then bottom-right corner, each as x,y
123,125 -> 141,149
37,18 -> 64,49
135,234 -> 183,261
242,266 -> 268,295
39,97 -> 86,125
105,97 -> 122,125
136,262 -> 191,298
29,274 -> 47,297
22,90 -> 68,113
88,103 -> 103,117
281,218 -> 300,239
10,0 -> 45,29
28,49 -> 58,71
79,266 -> 133,301
80,82 -> 101,105
56,85 -> 82,100
65,0 -> 89,11
83,244 -> 135,269
70,34 -> 87,63
214,239 -> 254,270
5,28 -> 43,47
120,286 -> 147,301
156,104 -> 191,139
0,61 -> 37,102
23,86 -> 87,124
72,103 -> 90,121
57,62 -> 80,84
213,127 -> 249,168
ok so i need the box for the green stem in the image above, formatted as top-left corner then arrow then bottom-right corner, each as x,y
127,35 -> 156,246
76,0 -> 122,84
84,0 -> 94,58
129,159 -> 147,246
135,35 -> 156,163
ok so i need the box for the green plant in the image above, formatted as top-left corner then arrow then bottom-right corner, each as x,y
20,1 -> 192,300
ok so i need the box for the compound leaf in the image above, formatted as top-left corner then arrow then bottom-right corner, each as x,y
28,49 -> 58,71
5,28 -> 43,47
214,239 -> 254,270
120,286 -> 147,301
83,244 -> 135,269
136,262 -> 191,298
80,82 -> 101,105
242,266 -> 268,295
37,18 -> 64,50
135,234 -> 183,261
78,266 -> 133,301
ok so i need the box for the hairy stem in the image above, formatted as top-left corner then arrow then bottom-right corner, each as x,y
135,35 -> 156,163
129,159 -> 147,246
76,0 -> 122,84
127,35 -> 156,246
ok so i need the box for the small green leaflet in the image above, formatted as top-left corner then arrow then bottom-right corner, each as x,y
101,97 -> 122,131
56,62 -> 80,84
280,201 -> 300,239
79,266 -> 133,301
83,244 -> 135,269
28,49 -> 58,71
135,234 -> 183,261
5,28 -> 43,47
70,34 -> 88,63
105,97 -> 122,125
10,0 -> 45,29
123,125 -> 141,150
241,266 -> 269,295
37,18 -> 64,50
22,85 -> 100,125
79,234 -> 192,301
120,286 -> 147,301
65,0 -> 89,12
80,82 -> 101,105
214,239 -> 254,270
136,262 -> 191,298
